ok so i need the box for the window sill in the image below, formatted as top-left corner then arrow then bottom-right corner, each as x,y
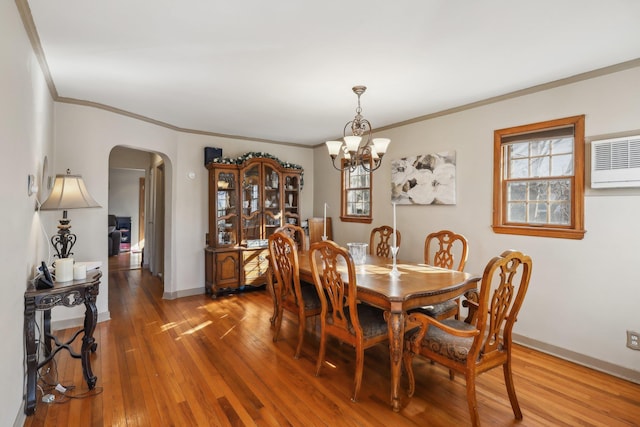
492,225 -> 586,240
340,216 -> 372,224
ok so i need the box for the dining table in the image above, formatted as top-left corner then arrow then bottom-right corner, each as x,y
296,251 -> 480,412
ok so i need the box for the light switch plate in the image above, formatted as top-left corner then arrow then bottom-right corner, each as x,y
626,330 -> 640,350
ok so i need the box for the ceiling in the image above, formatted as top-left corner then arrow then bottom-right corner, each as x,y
23,0 -> 640,146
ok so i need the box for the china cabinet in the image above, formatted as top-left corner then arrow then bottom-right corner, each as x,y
205,154 -> 303,297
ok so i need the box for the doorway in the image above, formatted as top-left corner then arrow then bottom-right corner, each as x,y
108,147 -> 166,278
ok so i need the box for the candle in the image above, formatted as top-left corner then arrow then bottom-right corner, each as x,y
392,202 -> 397,248
323,202 -> 327,237
55,258 -> 74,282
73,263 -> 87,280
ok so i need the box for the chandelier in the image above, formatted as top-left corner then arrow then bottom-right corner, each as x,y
325,85 -> 391,172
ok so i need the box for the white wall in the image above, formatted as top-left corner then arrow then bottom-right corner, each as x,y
52,103 -> 315,313
314,66 -> 640,380
1,3 -> 55,425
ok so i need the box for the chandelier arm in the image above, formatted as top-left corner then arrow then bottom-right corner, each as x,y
343,120 -> 354,138
360,158 -> 384,172
331,156 -> 348,172
358,145 -> 385,172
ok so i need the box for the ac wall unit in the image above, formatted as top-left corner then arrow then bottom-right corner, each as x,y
591,135 -> 640,188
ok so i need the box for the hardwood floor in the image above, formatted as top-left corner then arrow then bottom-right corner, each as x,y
24,267 -> 640,426
108,251 -> 142,272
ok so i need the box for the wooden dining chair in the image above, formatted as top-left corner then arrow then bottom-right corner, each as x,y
268,232 -> 321,359
276,224 -> 308,251
309,240 -> 389,402
369,225 -> 401,258
404,249 -> 532,427
267,224 -> 310,325
420,229 -> 469,319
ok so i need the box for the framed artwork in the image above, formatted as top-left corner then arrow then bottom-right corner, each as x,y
391,151 -> 456,205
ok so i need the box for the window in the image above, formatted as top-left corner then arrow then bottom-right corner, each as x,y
493,115 -> 585,239
341,159 -> 373,223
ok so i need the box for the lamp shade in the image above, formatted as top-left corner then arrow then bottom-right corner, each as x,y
40,174 -> 101,210
326,140 -> 344,157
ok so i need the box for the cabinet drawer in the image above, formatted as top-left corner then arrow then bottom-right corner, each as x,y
242,249 -> 268,285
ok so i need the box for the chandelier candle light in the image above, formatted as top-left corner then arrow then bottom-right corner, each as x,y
325,86 -> 391,172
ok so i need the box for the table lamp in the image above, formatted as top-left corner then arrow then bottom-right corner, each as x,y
39,169 -> 101,258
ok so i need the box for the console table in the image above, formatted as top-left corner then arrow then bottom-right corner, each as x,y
24,269 -> 102,415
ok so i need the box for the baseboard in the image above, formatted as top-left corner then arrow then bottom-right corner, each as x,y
163,286 -> 205,300
13,406 -> 26,427
513,333 -> 640,384
51,310 -> 111,331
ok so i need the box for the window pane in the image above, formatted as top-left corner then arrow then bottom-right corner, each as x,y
510,158 -> 529,178
528,181 -> 548,201
531,140 -> 550,156
507,182 -> 527,201
552,137 -> 573,154
549,202 -> 570,224
348,165 -> 369,188
346,189 -> 370,215
509,142 -> 529,158
530,157 -> 550,177
551,154 -> 573,175
507,202 -> 526,222
549,179 -> 571,201
528,203 -> 548,223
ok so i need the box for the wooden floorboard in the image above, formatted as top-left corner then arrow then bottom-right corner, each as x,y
24,266 -> 640,426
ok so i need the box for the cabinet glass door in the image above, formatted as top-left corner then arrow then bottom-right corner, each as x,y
283,174 -> 300,226
242,163 -> 262,241
263,164 -> 281,239
216,171 -> 237,246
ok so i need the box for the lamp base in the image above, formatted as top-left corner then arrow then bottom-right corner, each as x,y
52,211 -> 76,258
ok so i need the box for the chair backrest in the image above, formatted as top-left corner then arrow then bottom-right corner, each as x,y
471,250 -> 532,363
309,240 -> 361,338
424,230 -> 469,271
369,225 -> 401,258
276,224 -> 307,251
268,232 -> 303,307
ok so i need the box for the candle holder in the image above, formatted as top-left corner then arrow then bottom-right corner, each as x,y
321,235 -> 328,241
389,246 -> 400,277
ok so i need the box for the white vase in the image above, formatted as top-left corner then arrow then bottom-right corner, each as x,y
288,194 -> 293,207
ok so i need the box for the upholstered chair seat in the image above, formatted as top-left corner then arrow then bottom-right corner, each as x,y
420,318 -> 476,363
415,299 -> 459,319
299,284 -> 322,311
327,304 -> 388,338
